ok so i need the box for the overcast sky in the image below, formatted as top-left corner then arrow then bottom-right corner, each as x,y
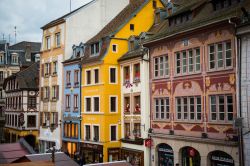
0,0 -> 92,45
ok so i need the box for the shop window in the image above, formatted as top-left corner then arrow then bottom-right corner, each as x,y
154,98 -> 170,120
133,63 -> 140,82
110,125 -> 117,141
176,96 -> 202,121
158,144 -> 174,166
209,150 -> 234,166
27,115 -> 36,128
209,41 -> 232,70
210,95 -> 234,122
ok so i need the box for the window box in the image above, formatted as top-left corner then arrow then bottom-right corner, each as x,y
133,105 -> 141,114
44,73 -> 49,77
120,137 -> 143,145
52,72 -> 57,76
74,82 -> 79,87
66,83 -> 71,88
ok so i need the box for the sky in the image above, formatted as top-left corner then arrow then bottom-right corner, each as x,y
0,0 -> 92,45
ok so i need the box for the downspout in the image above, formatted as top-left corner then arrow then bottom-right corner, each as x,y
79,62 -> 82,154
229,17 -> 244,166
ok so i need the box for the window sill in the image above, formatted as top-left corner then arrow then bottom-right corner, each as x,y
207,121 -> 233,125
206,67 -> 234,74
152,76 -> 170,81
174,120 -> 203,124
173,72 -> 202,78
82,112 -> 104,115
153,119 -> 171,123
83,83 -> 104,87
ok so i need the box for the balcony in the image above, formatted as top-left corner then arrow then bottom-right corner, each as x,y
121,137 -> 143,145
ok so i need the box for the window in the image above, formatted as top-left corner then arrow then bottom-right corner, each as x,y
85,97 -> 91,112
129,40 -> 135,51
154,55 -> 169,78
86,70 -> 91,85
154,98 -> 170,120
0,71 -> 4,81
134,63 -> 140,82
27,115 -> 36,128
175,48 -> 201,75
110,67 -> 117,83
74,70 -> 79,86
130,24 -> 134,31
112,44 -> 117,53
93,125 -> 99,141
110,125 -> 117,141
55,33 -> 60,47
66,71 -> 71,87
210,95 -> 234,122
134,95 -> 141,114
94,69 -> 99,84
90,42 -> 100,56
0,54 -> 4,63
11,54 -> 18,64
93,97 -> 100,112
176,96 -> 202,121
28,97 -> 36,108
51,112 -> 58,126
124,96 -> 130,113
51,86 -> 58,100
85,125 -> 91,140
45,63 -> 50,76
45,36 -> 51,50
53,61 -> 57,75
66,95 -> 70,109
124,66 -> 130,84
209,41 -> 232,70
110,96 -> 117,113
124,123 -> 130,137
44,87 -> 49,100
153,0 -> 157,8
134,123 -> 141,138
74,95 -> 78,109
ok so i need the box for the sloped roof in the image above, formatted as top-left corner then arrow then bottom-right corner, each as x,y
25,152 -> 78,166
41,0 -> 95,30
144,0 -> 250,44
9,41 -> 41,53
87,0 -> 147,44
3,62 -> 39,90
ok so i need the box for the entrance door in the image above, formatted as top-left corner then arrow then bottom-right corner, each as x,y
181,147 -> 200,166
158,143 -> 174,166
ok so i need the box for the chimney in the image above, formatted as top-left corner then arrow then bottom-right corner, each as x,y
25,44 -> 31,62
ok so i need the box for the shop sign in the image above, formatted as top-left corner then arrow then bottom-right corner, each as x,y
63,114 -> 81,121
211,156 -> 234,163
158,147 -> 173,153
109,148 -> 120,153
145,139 -> 153,148
81,143 -> 103,151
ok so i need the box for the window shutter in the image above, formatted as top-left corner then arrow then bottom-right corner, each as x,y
56,85 -> 59,100
40,87 -> 43,101
55,112 -> 58,126
41,64 -> 44,77
40,112 -> 43,126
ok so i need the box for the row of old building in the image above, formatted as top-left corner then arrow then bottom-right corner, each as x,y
2,0 -> 250,165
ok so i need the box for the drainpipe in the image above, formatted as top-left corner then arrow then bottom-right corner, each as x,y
78,62 -> 82,154
229,18 -> 244,166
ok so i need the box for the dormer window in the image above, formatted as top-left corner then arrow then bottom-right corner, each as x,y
90,42 -> 100,56
11,53 -> 18,64
212,0 -> 242,11
155,12 -> 161,24
130,40 -> 135,51
153,0 -> 157,9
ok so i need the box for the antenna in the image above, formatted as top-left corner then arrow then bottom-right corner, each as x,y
14,26 -> 17,44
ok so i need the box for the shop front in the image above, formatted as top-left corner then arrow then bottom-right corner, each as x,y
181,147 -> 200,166
108,148 -> 120,162
157,143 -> 174,166
209,150 -> 234,166
62,141 -> 79,158
80,143 -> 103,164
121,148 -> 144,166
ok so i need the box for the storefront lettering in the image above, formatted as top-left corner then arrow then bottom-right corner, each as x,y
158,148 -> 173,153
63,114 -> 81,121
211,156 -> 234,163
82,143 -> 103,151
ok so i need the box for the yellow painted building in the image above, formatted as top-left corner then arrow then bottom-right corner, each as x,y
80,0 -> 164,163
